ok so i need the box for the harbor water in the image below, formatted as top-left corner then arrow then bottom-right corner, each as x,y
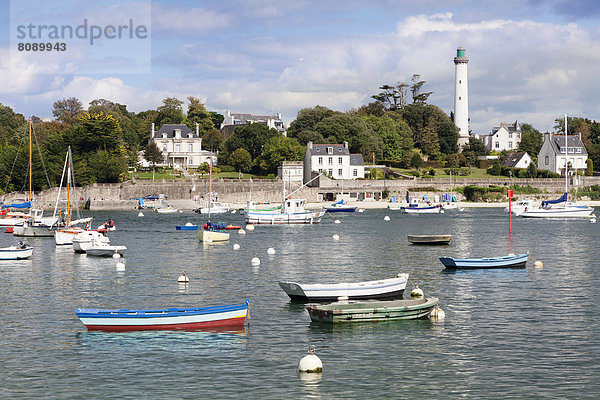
2,207 -> 600,399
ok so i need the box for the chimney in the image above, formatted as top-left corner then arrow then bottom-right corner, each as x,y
195,123 -> 199,136
151,123 -> 155,137
308,141 -> 313,149
343,141 -> 348,149
544,132 -> 550,143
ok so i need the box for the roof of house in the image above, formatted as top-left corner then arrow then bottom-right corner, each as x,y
491,121 -> 520,135
350,154 -> 364,166
309,144 -> 350,156
230,113 -> 281,122
501,152 -> 529,167
153,124 -> 200,139
548,134 -> 587,156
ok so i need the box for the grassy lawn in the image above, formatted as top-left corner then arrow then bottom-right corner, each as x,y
131,171 -> 183,180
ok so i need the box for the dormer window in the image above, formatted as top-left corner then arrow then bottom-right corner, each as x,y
327,147 -> 333,154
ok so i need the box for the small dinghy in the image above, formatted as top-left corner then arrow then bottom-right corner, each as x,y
306,297 -> 439,324
407,234 -> 452,245
0,241 -> 33,260
439,253 -> 529,269
75,300 -> 249,331
279,273 -> 409,302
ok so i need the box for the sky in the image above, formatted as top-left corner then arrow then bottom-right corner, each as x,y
2,0 -> 600,134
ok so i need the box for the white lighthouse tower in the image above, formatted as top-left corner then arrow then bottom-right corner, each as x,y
454,46 -> 469,148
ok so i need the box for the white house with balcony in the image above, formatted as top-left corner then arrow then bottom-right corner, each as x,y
221,110 -> 286,134
537,132 -> 588,175
303,141 -> 365,184
481,121 -> 521,152
148,123 -> 215,169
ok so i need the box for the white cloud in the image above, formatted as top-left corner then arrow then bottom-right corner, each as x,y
151,5 -> 230,33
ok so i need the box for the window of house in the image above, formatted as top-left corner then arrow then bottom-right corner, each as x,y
328,157 -> 333,164
338,157 -> 343,164
338,169 -> 342,176
517,133 -> 520,139
328,169 -> 333,176
163,145 -> 167,152
509,133 -> 513,139
176,144 -> 180,152
327,147 -> 333,154
318,157 -> 323,165
495,142 -> 499,148
459,96 -> 461,100
545,155 -> 549,165
353,169 -> 357,177
189,144 -> 193,152
576,148 -> 582,153
318,169 -> 322,173
509,142 -> 513,149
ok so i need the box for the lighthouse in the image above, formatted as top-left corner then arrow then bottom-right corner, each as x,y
454,46 -> 469,148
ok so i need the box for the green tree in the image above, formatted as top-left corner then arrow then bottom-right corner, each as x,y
462,137 -> 487,156
400,104 -> 452,157
586,159 -> 594,176
410,152 -> 423,170
203,128 -> 225,152
185,97 -> 214,134
363,114 -> 413,161
410,74 -> 433,104
371,82 -> 409,111
228,148 -> 253,173
256,135 -> 304,174
155,97 -> 185,127
527,161 -> 537,178
87,150 -> 127,183
222,123 -> 278,161
144,141 -> 164,180
287,106 -> 335,139
488,159 -> 502,175
69,112 -> 123,153
518,123 -> 543,159
52,97 -> 83,125
0,104 -> 26,143
314,113 -> 383,159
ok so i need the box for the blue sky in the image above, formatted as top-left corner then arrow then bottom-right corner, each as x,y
2,0 -> 600,133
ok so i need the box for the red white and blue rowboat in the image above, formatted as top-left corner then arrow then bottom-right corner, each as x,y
75,300 -> 249,331
439,253 -> 529,269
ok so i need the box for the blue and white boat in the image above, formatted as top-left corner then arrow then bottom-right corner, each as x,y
402,204 -> 443,214
324,199 -> 357,213
75,300 -> 249,331
0,242 -> 33,260
439,253 -> 529,269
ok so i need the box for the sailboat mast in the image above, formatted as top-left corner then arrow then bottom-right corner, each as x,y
208,155 -> 212,223
28,118 -> 32,202
564,114 -> 568,197
66,146 -> 71,228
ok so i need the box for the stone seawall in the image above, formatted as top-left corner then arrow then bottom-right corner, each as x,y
10,176 -> 600,210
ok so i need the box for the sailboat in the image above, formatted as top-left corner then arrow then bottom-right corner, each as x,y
198,156 -> 229,242
13,119 -> 59,237
520,115 -> 594,218
54,147 -> 93,245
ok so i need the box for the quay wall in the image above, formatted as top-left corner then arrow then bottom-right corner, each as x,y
12,176 -> 600,210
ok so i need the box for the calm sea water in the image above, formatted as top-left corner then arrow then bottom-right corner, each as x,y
1,207 -> 600,399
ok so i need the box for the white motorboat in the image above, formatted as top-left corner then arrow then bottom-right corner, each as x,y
72,231 -> 110,253
195,201 -> 230,214
198,159 -> 230,242
402,204 -> 443,214
504,199 -> 535,216
279,273 -> 409,302
0,242 -> 33,260
85,243 -> 127,257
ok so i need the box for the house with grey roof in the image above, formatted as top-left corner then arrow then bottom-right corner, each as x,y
303,141 -> 365,184
537,132 -> 588,175
501,152 -> 532,169
146,123 -> 215,169
481,121 -> 521,152
221,110 -> 286,134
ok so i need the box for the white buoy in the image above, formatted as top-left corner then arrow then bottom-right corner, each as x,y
238,228 -> 246,235
358,209 -> 364,213
337,296 -> 349,303
430,304 -> 445,320
251,257 -> 261,265
334,219 -> 341,224
383,215 -> 390,221
179,210 -> 183,213
137,211 -> 144,217
267,247 -> 276,255
411,286 -> 424,297
297,346 -> 323,373
534,259 -> 543,269
116,261 -> 125,271
246,224 -> 255,231
178,273 -> 189,283
231,210 -> 237,214
233,243 -> 241,250
590,217 -> 597,223
112,252 -> 121,259
332,233 -> 340,241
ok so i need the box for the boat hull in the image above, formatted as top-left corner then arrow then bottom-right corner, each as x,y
199,229 -> 230,242
55,228 -> 84,245
402,206 -> 442,214
279,274 -> 409,302
245,210 -> 324,224
85,245 -> 127,257
520,206 -> 594,218
325,206 -> 357,213
407,234 -> 452,245
307,297 -> 438,324
0,246 -> 33,260
13,224 -> 56,237
76,301 -> 249,331
439,253 -> 529,269
176,225 -> 198,230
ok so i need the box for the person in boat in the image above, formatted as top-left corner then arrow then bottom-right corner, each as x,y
85,221 -> 91,231
18,241 -> 28,249
108,219 -> 114,228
